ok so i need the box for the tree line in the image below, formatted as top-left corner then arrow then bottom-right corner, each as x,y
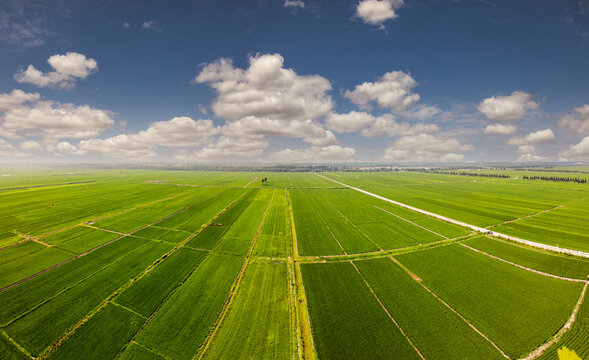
522,175 -> 587,183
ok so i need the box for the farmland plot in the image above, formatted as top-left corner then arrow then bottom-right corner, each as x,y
394,244 -> 583,358
301,262 -> 421,359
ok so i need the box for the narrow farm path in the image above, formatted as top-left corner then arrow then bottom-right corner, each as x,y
460,243 -> 587,283
314,173 -> 589,259
243,177 -> 259,188
486,205 -> 563,229
373,205 -> 448,240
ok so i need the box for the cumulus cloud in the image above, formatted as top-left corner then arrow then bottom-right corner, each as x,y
75,117 -> 219,160
19,140 -> 41,151
57,141 -> 87,155
559,136 -> 589,161
268,145 -> 356,163
344,71 -> 420,112
517,145 -> 535,154
559,104 -> 589,134
356,0 -> 404,28
324,111 -> 376,133
484,124 -> 517,135
79,135 -> 156,160
383,133 -> 472,163
401,105 -> 441,121
0,138 -> 31,158
360,114 -> 439,138
14,52 -> 98,89
222,117 -> 337,146
195,54 -> 333,122
284,0 -> 305,9
516,153 -> 547,162
507,129 -> 555,146
478,91 -> 539,121
189,137 -> 269,160
0,89 -> 114,139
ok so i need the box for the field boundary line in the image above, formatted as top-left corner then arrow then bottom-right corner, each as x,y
302,191 -> 347,255
195,189 -> 274,360
314,173 -> 589,259
520,282 -> 588,360
243,177 -> 259,188
389,256 -> 511,359
0,329 -> 32,358
0,180 -> 97,192
460,243 -> 587,283
288,190 -> 317,360
350,261 -> 426,360
296,234 -> 476,263
109,301 -> 148,319
486,205 -> 563,229
373,205 -> 448,240
316,192 -> 383,251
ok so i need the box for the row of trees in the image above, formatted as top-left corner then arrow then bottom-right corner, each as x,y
522,175 -> 587,183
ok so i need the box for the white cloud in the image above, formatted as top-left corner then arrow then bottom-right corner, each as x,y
356,0 -> 404,28
516,153 -> 547,162
142,21 -> 163,32
478,91 -> 539,121
56,141 -> 86,155
507,129 -> 555,146
222,117 -> 337,146
344,71 -> 420,112
401,105 -> 441,121
559,136 -> 589,161
195,54 -> 333,122
360,114 -> 439,138
190,137 -> 269,160
559,104 -> 589,135
268,145 -> 356,163
0,138 -> 31,158
75,117 -> 219,159
19,140 -> 41,150
325,111 -> 376,133
0,90 -> 114,139
284,0 -> 305,9
0,10 -> 49,48
383,133 -> 472,163
517,145 -> 535,154
14,52 -> 98,89
484,124 -> 517,135
123,22 -> 130,29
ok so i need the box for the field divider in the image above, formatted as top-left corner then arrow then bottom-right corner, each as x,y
34,190 -> 251,359
288,190 -> 317,360
1,328 -> 32,358
460,243 -> 587,283
109,301 -> 148,320
243,177 -> 259,188
389,256 -> 511,359
373,205 -> 448,240
195,190 -> 274,360
520,282 -> 588,360
350,260 -> 426,360
486,204 -> 564,229
314,173 -> 589,259
317,192 -> 383,251
296,234 -> 476,263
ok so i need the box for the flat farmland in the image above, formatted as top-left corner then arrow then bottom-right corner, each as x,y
0,168 -> 588,359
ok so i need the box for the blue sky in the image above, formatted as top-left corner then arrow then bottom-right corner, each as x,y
1,0 -> 589,164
